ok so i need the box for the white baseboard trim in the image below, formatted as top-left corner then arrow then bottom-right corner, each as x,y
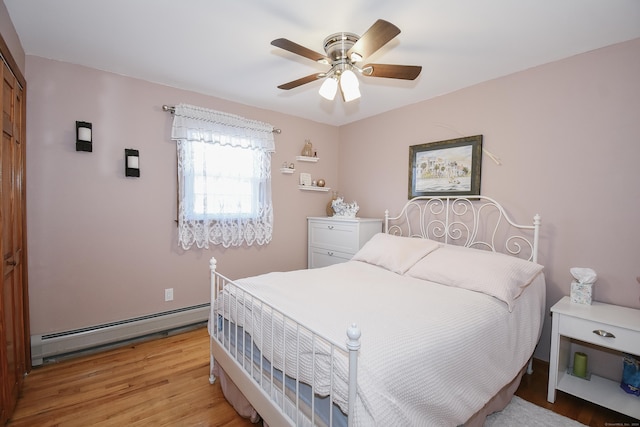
31,303 -> 209,366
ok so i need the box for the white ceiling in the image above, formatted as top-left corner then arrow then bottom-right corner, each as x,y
5,0 -> 640,126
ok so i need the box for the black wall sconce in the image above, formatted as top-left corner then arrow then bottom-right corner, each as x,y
76,121 -> 92,152
125,149 -> 140,177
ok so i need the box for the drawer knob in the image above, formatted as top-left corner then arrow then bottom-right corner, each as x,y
327,252 -> 334,256
327,225 -> 334,230
593,329 -> 615,338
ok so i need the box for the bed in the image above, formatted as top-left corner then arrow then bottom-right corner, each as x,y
208,196 -> 546,426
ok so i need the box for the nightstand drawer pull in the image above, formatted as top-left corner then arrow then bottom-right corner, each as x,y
327,225 -> 334,230
327,252 -> 334,256
593,329 -> 616,338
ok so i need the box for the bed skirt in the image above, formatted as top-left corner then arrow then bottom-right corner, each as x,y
463,363 -> 527,426
213,362 -> 261,424
214,359 -> 528,426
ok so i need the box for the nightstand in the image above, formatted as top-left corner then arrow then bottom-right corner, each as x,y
307,217 -> 382,269
547,296 -> 640,419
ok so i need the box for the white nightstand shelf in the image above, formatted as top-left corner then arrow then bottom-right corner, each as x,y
556,370 -> 639,417
547,296 -> 640,420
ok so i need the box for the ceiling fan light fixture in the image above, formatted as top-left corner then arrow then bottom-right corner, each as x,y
339,69 -> 361,102
273,20 -> 417,102
319,76 -> 338,100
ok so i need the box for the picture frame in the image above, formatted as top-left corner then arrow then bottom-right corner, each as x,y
408,135 -> 483,198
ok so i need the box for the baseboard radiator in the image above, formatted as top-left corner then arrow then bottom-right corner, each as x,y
31,303 -> 209,366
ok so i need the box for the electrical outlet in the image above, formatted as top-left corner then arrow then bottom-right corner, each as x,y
164,288 -> 174,302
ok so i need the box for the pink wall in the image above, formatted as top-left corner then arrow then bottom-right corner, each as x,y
340,38 -> 640,360
25,56 -> 339,334
22,36 -> 640,363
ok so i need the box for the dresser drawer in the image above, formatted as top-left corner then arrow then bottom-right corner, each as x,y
309,221 -> 359,253
307,217 -> 382,269
308,247 -> 353,268
558,315 -> 640,355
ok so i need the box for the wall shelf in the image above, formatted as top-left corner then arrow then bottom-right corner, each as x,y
296,156 -> 319,163
299,185 -> 330,192
280,168 -> 295,174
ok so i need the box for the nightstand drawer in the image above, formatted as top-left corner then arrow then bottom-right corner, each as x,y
559,315 -> 640,355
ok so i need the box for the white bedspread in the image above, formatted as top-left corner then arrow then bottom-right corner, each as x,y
216,260 -> 546,426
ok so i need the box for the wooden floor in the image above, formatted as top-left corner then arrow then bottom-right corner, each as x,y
8,326 -> 256,427
8,326 -> 638,426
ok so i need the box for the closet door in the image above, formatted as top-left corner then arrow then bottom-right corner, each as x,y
0,59 -> 26,424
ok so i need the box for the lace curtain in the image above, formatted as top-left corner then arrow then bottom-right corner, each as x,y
171,103 -> 275,249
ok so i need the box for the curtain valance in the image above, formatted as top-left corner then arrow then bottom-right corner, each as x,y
171,103 -> 275,152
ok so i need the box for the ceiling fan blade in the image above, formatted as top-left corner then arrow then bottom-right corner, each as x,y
271,38 -> 330,64
362,64 -> 422,80
347,19 -> 401,60
277,73 -> 324,90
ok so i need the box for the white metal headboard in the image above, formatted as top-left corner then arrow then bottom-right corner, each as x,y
384,196 -> 541,263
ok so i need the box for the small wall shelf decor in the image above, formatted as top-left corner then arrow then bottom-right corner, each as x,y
300,139 -> 313,157
299,185 -> 330,192
299,172 -> 312,186
280,168 -> 295,174
296,156 -> 319,163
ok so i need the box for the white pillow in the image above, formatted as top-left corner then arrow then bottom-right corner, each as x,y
404,244 -> 543,311
351,233 -> 440,274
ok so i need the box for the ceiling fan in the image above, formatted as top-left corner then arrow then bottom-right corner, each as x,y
271,19 -> 422,102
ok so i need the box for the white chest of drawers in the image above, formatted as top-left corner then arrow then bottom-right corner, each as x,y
307,217 -> 382,269
547,296 -> 640,420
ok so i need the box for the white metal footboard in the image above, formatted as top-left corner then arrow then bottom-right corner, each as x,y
208,258 -> 360,427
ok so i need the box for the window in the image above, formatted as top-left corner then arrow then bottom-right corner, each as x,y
171,104 -> 275,249
185,142 -> 264,221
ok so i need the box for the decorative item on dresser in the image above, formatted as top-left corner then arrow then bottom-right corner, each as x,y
330,197 -> 359,218
547,296 -> 640,420
208,196 -> 545,427
307,216 -> 382,268
326,190 -> 339,216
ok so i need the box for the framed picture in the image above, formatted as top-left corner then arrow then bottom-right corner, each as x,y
408,135 -> 483,198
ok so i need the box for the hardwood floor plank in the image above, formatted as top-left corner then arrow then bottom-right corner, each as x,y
9,327 -> 638,426
9,327 -> 257,427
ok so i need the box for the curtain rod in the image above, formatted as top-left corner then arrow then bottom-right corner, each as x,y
162,105 -> 281,134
